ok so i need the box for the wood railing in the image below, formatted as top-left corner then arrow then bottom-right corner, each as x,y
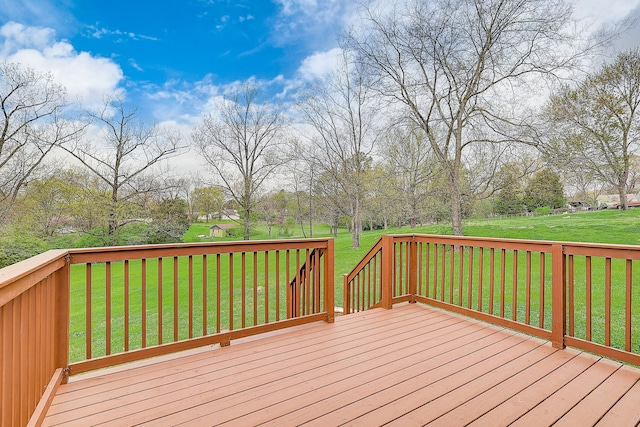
0,250 -> 69,427
0,238 -> 334,427
344,234 -> 640,366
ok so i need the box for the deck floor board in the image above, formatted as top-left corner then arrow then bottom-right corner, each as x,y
43,304 -> 640,426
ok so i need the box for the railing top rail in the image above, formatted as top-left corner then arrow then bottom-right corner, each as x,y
403,233 -> 640,254
344,236 -> 384,283
402,234 -> 555,250
0,249 -> 68,292
67,238 -> 333,264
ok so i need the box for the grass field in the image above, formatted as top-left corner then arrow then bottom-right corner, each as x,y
67,208 -> 640,362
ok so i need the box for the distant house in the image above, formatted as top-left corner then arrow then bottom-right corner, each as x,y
209,223 -> 235,238
198,210 -> 240,222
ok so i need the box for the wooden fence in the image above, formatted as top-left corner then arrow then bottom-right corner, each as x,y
344,234 -> 640,366
0,238 -> 334,427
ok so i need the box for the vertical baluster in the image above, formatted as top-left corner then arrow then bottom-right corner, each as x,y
265,251 -> 269,323
216,254 -> 221,333
478,247 -> 484,312
355,272 -> 360,312
85,263 -> 92,359
441,244 -> 446,301
124,260 -> 130,352
418,243 -> 423,296
229,253 -> 234,330
372,252 -> 378,304
188,255 -> 194,339
539,252 -> 545,329
500,249 -> 506,318
352,274 -> 356,313
525,251 -> 531,325
253,251 -> 258,325
467,247 -> 473,309
626,259 -> 632,352
308,250 -> 313,314
367,259 -> 372,309
158,258 -> 163,345
458,245 -> 464,306
275,250 -> 281,321
442,245 -> 456,304
241,252 -> 246,328
141,259 -> 147,348
302,249 -> 309,315
586,256 -> 591,341
359,271 -> 363,311
433,243 -> 438,299
605,257 -> 612,347
106,261 -> 111,355
315,249 -> 321,313
406,242 -> 411,295
512,250 -> 518,321
303,249 -> 313,314
489,249 -> 495,316
449,245 -> 454,304
202,254 -> 208,336
425,243 -> 430,298
286,250 -> 291,318
568,255 -> 574,337
173,256 -> 179,342
295,250 -> 301,317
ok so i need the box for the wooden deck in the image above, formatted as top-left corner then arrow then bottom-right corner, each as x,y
43,303 -> 640,426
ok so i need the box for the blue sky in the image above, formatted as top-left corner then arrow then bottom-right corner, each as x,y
0,0 -> 354,123
1,0 -> 639,121
1,0 -> 639,174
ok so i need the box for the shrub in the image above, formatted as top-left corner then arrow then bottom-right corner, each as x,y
534,206 -> 552,216
0,233 -> 49,268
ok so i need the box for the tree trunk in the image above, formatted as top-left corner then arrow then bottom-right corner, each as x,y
243,208 -> 251,240
351,198 -> 362,248
351,218 -> 361,248
617,181 -> 628,211
449,169 -> 464,236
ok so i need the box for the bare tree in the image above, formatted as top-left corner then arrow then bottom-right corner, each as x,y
299,50 -> 382,248
287,138 -> 318,238
0,62 -> 82,222
63,97 -> 185,244
193,84 -> 285,240
346,0 -> 607,235
382,124 -> 433,228
545,49 -> 640,210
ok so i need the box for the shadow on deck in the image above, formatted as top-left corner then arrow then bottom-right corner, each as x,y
43,303 -> 640,426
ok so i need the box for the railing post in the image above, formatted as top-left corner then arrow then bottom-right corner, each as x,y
409,237 -> 418,302
324,239 -> 335,323
551,244 -> 566,349
343,273 -> 350,315
381,235 -> 394,309
54,256 -> 71,381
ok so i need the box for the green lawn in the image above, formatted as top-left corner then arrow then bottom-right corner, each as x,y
68,209 -> 640,362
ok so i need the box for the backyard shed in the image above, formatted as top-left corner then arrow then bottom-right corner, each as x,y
209,223 -> 235,238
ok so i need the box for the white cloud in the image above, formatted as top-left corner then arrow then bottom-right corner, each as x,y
0,22 -> 124,106
85,25 -> 160,42
272,0 -> 356,48
571,0 -> 640,26
297,48 -> 343,81
0,21 -> 55,55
